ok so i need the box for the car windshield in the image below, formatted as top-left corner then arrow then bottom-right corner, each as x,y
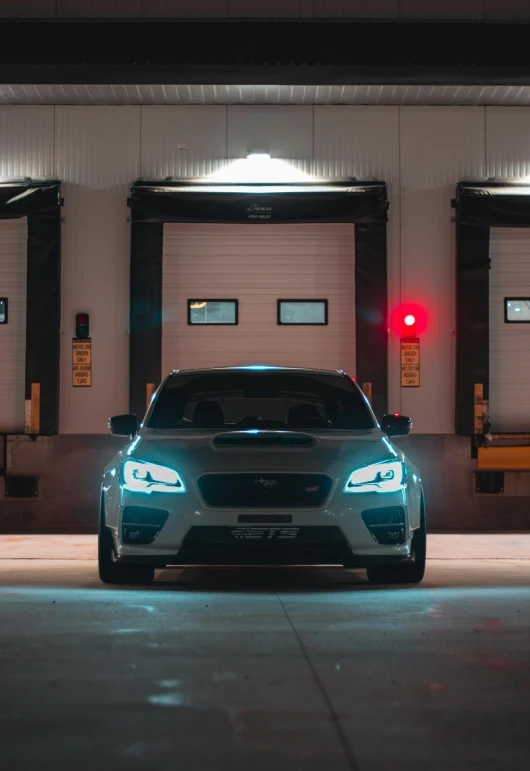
147,371 -> 376,430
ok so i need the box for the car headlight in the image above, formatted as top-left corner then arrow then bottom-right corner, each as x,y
344,460 -> 405,494
122,460 -> 186,494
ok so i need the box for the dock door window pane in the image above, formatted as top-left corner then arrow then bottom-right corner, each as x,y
505,298 -> 530,323
278,300 -> 328,325
188,300 -> 238,325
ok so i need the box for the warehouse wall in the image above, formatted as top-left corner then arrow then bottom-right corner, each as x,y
313,107 -> 402,410
56,107 -> 140,434
399,108 -> 486,432
2,0 -> 530,20
0,102 -> 524,436
4,103 -> 530,529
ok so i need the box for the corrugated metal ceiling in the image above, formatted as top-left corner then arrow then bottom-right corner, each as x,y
2,84 -> 530,106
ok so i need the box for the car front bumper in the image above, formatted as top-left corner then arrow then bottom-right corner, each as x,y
108,487 -> 418,568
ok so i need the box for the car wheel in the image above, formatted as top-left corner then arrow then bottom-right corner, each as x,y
366,498 -> 426,585
98,498 -> 155,586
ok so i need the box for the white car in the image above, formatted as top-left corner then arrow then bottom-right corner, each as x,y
99,366 -> 425,585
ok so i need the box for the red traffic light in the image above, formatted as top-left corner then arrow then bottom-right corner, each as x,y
401,312 -> 417,338
401,311 -> 418,340
390,304 -> 427,338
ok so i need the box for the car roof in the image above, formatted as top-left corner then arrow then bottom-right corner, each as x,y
168,365 -> 348,378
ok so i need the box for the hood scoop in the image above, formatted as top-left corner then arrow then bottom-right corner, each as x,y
212,431 -> 316,449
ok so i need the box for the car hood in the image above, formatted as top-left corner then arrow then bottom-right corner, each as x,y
127,428 -> 399,468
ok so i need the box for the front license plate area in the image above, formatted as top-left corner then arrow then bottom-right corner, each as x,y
238,514 -> 292,524
230,526 -> 299,541
181,526 -> 347,549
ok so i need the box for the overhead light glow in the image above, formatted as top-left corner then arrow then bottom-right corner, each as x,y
208,157 -> 315,184
404,314 -> 416,327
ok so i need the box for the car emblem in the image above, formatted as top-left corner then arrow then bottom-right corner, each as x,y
253,478 -> 277,488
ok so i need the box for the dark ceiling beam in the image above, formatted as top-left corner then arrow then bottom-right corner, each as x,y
1,20 -> 530,85
4,65 -> 530,87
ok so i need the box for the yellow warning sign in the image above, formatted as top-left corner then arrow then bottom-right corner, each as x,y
72,338 -> 92,387
401,338 -> 420,388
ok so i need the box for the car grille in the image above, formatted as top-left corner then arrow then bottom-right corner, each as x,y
182,526 -> 347,546
197,473 -> 333,508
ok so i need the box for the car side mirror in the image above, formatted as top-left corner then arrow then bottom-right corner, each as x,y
108,414 -> 138,438
381,414 -> 412,437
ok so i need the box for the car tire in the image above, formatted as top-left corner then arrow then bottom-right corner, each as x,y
366,498 -> 426,585
98,498 -> 155,586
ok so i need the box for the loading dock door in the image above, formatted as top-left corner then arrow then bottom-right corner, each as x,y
0,218 -> 27,432
489,229 -> 530,431
162,223 -> 355,374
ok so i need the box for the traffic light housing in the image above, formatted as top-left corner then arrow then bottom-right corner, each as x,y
76,313 -> 89,339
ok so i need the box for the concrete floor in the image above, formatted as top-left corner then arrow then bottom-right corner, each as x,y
1,537 -> 530,770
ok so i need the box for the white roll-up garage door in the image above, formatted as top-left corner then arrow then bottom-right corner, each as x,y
489,228 -> 530,431
0,218 -> 27,432
162,223 -> 355,374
